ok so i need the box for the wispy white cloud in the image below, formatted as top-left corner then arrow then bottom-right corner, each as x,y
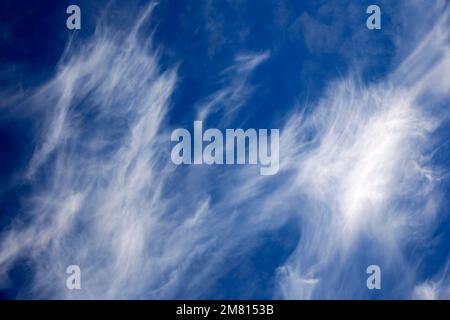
275,1 -> 450,299
197,50 -> 270,122
0,1 -> 449,300
0,4 -> 272,299
413,261 -> 450,299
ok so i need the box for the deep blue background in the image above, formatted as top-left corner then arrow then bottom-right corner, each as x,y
1,0 -> 449,299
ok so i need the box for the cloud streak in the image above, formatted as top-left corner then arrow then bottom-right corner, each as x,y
275,1 -> 450,299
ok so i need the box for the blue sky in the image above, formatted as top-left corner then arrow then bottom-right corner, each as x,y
0,0 -> 450,299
